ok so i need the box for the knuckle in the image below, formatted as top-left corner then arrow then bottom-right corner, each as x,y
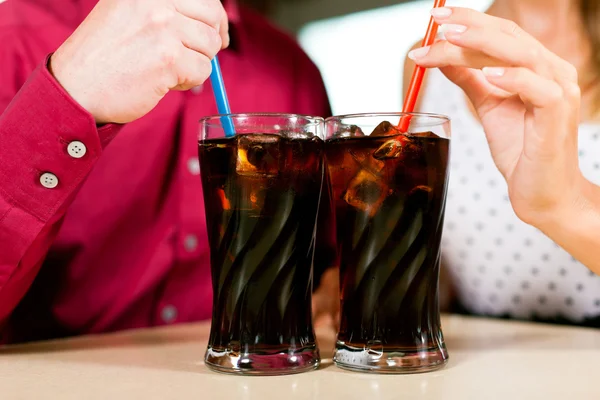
147,9 -> 176,30
441,40 -> 453,52
181,55 -> 211,88
547,86 -> 564,104
461,7 -> 477,23
511,69 -> 524,85
206,26 -> 222,55
213,33 -> 223,53
524,47 -> 542,66
506,21 -> 523,38
565,63 -> 579,83
205,0 -> 225,26
159,46 -> 179,69
419,41 -> 450,65
564,83 -> 581,101
197,56 -> 212,82
527,47 -> 541,60
196,25 -> 221,57
440,40 -> 457,58
510,69 -> 529,89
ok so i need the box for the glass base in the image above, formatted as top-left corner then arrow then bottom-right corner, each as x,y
333,342 -> 448,374
205,345 -> 320,376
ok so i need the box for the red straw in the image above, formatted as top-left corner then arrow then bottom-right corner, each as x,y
398,0 -> 447,132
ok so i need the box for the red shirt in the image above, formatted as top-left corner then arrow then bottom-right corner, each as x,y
0,0 -> 334,343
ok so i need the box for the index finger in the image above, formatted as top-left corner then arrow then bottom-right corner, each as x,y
431,7 -> 534,41
431,7 -> 578,84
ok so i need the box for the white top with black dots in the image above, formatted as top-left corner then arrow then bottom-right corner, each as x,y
419,68 -> 600,323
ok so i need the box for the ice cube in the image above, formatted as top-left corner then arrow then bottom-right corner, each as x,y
344,169 -> 388,217
236,134 -> 281,177
372,135 -> 413,160
332,124 -> 365,139
373,139 -> 403,160
350,150 -> 385,175
408,131 -> 441,139
370,121 -> 400,137
344,170 -> 389,217
341,148 -> 388,216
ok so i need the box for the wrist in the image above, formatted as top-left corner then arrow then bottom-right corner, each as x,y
530,176 -> 600,274
48,51 -> 99,123
48,50 -> 74,99
534,175 -> 600,240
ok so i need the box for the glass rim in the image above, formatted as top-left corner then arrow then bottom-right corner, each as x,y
199,113 -> 325,126
326,112 -> 450,124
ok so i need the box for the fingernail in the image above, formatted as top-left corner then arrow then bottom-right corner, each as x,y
441,24 -> 467,34
430,7 -> 452,19
408,46 -> 431,60
482,67 -> 506,77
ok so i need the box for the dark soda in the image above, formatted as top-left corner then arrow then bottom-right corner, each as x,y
199,133 -> 323,374
325,125 -> 450,372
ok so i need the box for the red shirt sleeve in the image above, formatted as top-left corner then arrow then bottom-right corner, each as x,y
0,51 -> 121,332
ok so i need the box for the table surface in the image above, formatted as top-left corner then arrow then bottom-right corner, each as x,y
1,315 -> 599,399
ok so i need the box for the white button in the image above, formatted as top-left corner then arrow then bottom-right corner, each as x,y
184,235 -> 198,252
161,305 -> 177,323
67,141 -> 87,158
191,85 -> 204,94
187,158 -> 200,175
40,173 -> 58,189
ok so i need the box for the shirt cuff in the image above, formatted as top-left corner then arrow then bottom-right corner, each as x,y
0,56 -> 121,222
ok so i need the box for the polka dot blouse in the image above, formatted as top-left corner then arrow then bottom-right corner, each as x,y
419,68 -> 600,324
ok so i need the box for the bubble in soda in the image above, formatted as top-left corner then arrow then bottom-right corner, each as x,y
236,134 -> 281,177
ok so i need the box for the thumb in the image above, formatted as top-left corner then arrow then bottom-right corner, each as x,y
439,65 -> 506,111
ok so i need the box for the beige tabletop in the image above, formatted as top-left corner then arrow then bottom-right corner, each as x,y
1,315 -> 599,399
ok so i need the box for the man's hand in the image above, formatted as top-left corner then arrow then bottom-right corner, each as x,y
50,0 -> 229,124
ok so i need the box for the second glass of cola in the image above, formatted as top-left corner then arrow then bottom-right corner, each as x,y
325,113 -> 451,373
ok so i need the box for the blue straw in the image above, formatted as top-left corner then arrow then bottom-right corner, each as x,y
209,56 -> 236,137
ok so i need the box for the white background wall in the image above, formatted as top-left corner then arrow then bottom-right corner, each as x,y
297,0 -> 493,115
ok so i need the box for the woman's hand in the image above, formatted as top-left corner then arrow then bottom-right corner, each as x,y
408,7 -> 600,273
409,6 -> 585,226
